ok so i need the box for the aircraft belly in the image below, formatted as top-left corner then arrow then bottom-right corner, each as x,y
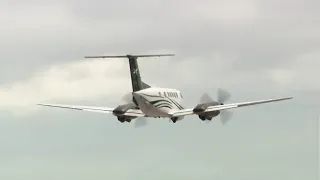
133,94 -> 169,117
141,103 -> 169,117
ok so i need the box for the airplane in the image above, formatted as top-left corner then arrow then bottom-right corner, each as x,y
37,54 -> 293,126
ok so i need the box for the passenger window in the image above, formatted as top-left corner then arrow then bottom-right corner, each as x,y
159,92 -> 161,96
180,93 -> 183,98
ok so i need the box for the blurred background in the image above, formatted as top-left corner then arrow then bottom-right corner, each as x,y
0,0 -> 319,179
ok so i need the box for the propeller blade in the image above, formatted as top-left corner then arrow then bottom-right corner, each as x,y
217,88 -> 231,103
134,117 -> 147,128
199,93 -> 213,104
220,110 -> 234,125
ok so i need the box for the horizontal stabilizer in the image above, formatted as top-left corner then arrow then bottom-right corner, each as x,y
85,54 -> 174,59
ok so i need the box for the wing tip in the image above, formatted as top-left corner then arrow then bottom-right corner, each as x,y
282,97 -> 294,100
36,103 -> 53,106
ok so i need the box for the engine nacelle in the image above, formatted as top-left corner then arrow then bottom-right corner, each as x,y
170,116 -> 184,123
113,103 -> 139,123
193,101 -> 220,113
193,101 -> 221,121
117,115 -> 136,123
113,103 -> 138,115
198,111 -> 220,121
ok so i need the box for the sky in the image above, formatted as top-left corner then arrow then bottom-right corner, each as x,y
0,0 -> 319,179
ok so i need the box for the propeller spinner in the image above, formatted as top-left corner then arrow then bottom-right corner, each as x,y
197,88 -> 234,124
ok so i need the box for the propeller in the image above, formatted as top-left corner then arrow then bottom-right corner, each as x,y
200,92 -> 213,104
120,92 -> 133,104
120,92 -> 148,128
199,88 -> 234,125
134,117 -> 148,128
220,109 -> 234,125
217,88 -> 231,104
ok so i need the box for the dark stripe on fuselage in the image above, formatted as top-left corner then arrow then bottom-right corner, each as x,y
154,102 -> 173,109
149,99 -> 172,105
140,95 -> 182,110
140,93 -> 162,98
140,93 -> 184,110
167,97 -> 184,110
150,100 -> 174,109
156,104 -> 173,109
150,98 -> 182,110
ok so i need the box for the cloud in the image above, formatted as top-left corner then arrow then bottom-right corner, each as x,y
0,49 -> 270,115
0,0 -> 319,85
266,51 -> 320,90
267,68 -> 296,87
0,49 -> 317,116
0,0 -> 318,179
189,0 -> 259,20
0,59 -> 131,114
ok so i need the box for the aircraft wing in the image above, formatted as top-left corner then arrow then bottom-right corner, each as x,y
171,97 -> 293,117
37,103 -> 145,117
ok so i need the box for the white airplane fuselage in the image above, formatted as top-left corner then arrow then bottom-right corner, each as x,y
132,87 -> 185,118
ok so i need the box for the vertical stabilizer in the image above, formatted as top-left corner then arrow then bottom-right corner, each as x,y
85,53 -> 173,92
127,55 -> 143,92
85,53 -> 174,106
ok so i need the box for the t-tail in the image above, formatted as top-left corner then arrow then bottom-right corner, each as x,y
85,54 -> 174,104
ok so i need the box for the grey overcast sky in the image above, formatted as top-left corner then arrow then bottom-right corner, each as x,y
0,0 -> 319,179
